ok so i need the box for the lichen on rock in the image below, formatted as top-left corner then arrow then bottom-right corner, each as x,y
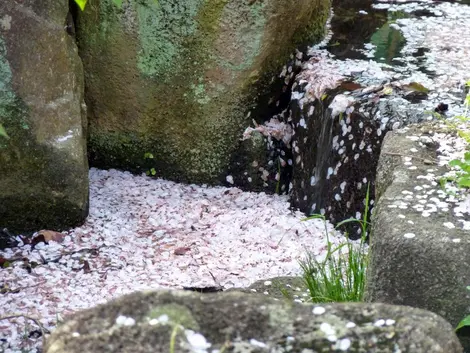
44,289 -> 463,353
77,0 -> 330,184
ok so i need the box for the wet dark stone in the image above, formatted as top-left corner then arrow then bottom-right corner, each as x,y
183,286 -> 223,293
0,228 -> 19,250
225,55 -> 303,194
288,74 -> 428,238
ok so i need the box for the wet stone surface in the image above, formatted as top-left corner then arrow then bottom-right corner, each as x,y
240,0 -> 470,235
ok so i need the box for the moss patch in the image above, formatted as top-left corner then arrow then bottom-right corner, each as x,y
146,304 -> 200,330
78,0 -> 331,184
136,0 -> 204,78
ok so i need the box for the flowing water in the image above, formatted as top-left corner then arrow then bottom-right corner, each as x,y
286,0 -> 470,234
326,0 -> 470,100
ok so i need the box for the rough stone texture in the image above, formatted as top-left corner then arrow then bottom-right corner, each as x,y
288,55 -> 428,237
365,123 -> 470,350
44,289 -> 462,353
77,0 -> 330,184
0,1 -> 89,233
226,276 -> 309,301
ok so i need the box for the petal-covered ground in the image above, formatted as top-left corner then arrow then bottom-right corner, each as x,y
0,168 -> 343,352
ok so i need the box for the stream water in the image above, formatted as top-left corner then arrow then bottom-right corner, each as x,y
283,0 -> 470,236
314,0 -> 470,348
326,0 -> 469,107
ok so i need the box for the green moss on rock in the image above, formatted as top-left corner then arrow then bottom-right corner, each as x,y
146,304 -> 200,330
78,0 -> 331,184
44,290 -> 463,353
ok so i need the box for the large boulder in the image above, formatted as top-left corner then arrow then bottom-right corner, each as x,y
44,289 -> 462,353
0,1 -> 89,233
77,0 -> 330,184
365,123 -> 470,350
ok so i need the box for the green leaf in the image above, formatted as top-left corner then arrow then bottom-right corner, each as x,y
335,217 -> 362,229
458,177 -> 470,188
456,315 -> 470,331
150,168 -> 156,176
464,152 -> 470,162
302,214 -> 325,222
403,82 -> 430,93
449,159 -> 463,168
0,123 -> 9,139
74,0 -> 88,11
112,0 -> 123,7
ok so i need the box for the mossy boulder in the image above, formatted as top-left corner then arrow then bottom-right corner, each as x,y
44,289 -> 463,353
77,0 -> 330,184
0,1 -> 89,233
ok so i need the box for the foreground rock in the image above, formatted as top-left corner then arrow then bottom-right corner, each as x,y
77,0 -> 329,184
0,1 -> 89,233
365,123 -> 470,350
45,289 -> 462,353
226,276 -> 310,301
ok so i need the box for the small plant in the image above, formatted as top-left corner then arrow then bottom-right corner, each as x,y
144,152 -> 157,176
434,81 -> 470,191
446,82 -> 470,189
449,152 -> 470,188
0,124 -> 9,139
275,157 -> 281,195
456,286 -> 470,332
456,315 -> 470,331
299,185 -> 371,303
74,0 -> 159,11
169,323 -> 182,353
74,0 -> 123,10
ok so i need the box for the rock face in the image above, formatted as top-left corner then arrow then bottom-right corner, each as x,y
77,0 -> 330,184
0,1 -> 89,233
44,289 -> 462,353
365,123 -> 470,350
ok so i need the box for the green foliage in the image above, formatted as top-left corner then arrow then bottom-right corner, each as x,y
169,324 -> 181,353
299,185 -> 370,303
436,81 -> 470,191
73,0 -> 88,10
0,123 -> 9,139
73,0 -> 122,10
73,0 -> 158,11
449,152 -> 470,188
456,315 -> 470,331
144,152 -> 157,176
447,81 -> 470,189
275,157 -> 281,194
456,286 -> 470,331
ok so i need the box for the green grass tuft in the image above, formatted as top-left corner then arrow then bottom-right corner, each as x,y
299,184 -> 371,303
